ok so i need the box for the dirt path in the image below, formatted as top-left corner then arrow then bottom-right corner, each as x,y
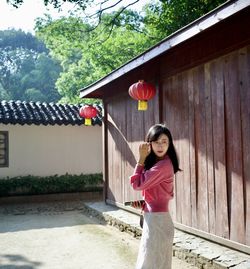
0,202 -> 199,269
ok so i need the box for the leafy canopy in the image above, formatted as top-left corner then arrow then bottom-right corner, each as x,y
0,29 -> 62,102
35,9 -> 154,103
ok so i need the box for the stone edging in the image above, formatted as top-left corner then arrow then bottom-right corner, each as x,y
82,202 -> 142,238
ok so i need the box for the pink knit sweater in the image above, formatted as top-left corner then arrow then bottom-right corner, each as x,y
129,155 -> 174,212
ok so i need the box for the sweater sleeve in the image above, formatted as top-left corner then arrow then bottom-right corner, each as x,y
129,159 -> 173,191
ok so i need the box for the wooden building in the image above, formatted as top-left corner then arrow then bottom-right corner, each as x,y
80,0 -> 250,253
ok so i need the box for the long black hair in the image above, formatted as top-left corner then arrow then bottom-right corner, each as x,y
144,124 -> 181,173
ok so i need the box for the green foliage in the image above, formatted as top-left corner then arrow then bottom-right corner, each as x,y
143,0 -> 227,41
0,173 -> 103,197
0,83 -> 11,99
0,28 -> 47,51
24,88 -> 47,102
0,29 -> 62,102
35,11 -> 155,103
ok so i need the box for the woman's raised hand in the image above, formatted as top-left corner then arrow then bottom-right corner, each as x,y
138,143 -> 151,165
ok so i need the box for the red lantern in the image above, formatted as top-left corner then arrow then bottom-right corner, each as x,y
79,105 -> 98,126
128,80 -> 156,110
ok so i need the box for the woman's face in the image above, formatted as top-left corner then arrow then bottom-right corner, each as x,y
151,134 -> 169,159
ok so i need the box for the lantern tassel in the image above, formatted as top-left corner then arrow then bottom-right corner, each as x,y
138,100 -> 148,111
85,118 -> 92,126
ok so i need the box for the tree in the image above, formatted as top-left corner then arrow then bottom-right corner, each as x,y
35,10 -> 153,103
0,29 -> 62,102
21,53 -> 62,101
143,0 -> 227,41
24,88 -> 47,102
0,83 -> 10,100
0,30 -> 43,98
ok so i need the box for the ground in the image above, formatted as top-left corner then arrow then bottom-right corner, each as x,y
0,201 -> 199,269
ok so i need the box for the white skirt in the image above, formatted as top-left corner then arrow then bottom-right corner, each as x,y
136,212 -> 174,269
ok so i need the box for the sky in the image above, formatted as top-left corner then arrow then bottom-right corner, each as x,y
0,0 -> 150,34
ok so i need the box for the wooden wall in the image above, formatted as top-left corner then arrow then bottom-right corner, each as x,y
162,45 -> 250,246
105,45 -> 250,247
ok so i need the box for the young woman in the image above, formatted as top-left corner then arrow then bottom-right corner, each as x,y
129,124 -> 180,269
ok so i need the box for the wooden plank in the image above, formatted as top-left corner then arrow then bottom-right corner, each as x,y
224,51 -> 245,244
176,75 -> 185,224
102,100 -> 108,202
111,102 -> 118,202
121,95 -> 128,204
210,57 -> 229,239
193,65 -> 209,232
172,75 -> 183,224
204,62 -> 216,234
143,78 -> 160,132
125,95 -> 138,203
239,46 -> 250,245
187,68 -> 197,228
120,98 -> 126,205
109,103 -> 116,202
107,99 -> 122,203
131,95 -> 144,156
113,98 -> 123,203
107,103 -> 115,202
178,71 -> 192,226
162,76 -> 177,221
124,96 -> 131,203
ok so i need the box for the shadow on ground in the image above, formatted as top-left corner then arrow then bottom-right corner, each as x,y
0,254 -> 42,268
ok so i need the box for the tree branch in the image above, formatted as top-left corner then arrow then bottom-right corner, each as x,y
86,0 -> 141,32
107,0 -> 140,26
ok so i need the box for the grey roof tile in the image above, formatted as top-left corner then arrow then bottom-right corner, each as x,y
0,100 -> 102,126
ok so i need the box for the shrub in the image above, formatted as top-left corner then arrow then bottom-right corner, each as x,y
0,173 -> 103,197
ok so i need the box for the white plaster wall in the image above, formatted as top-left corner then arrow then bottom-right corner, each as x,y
0,124 -> 102,177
